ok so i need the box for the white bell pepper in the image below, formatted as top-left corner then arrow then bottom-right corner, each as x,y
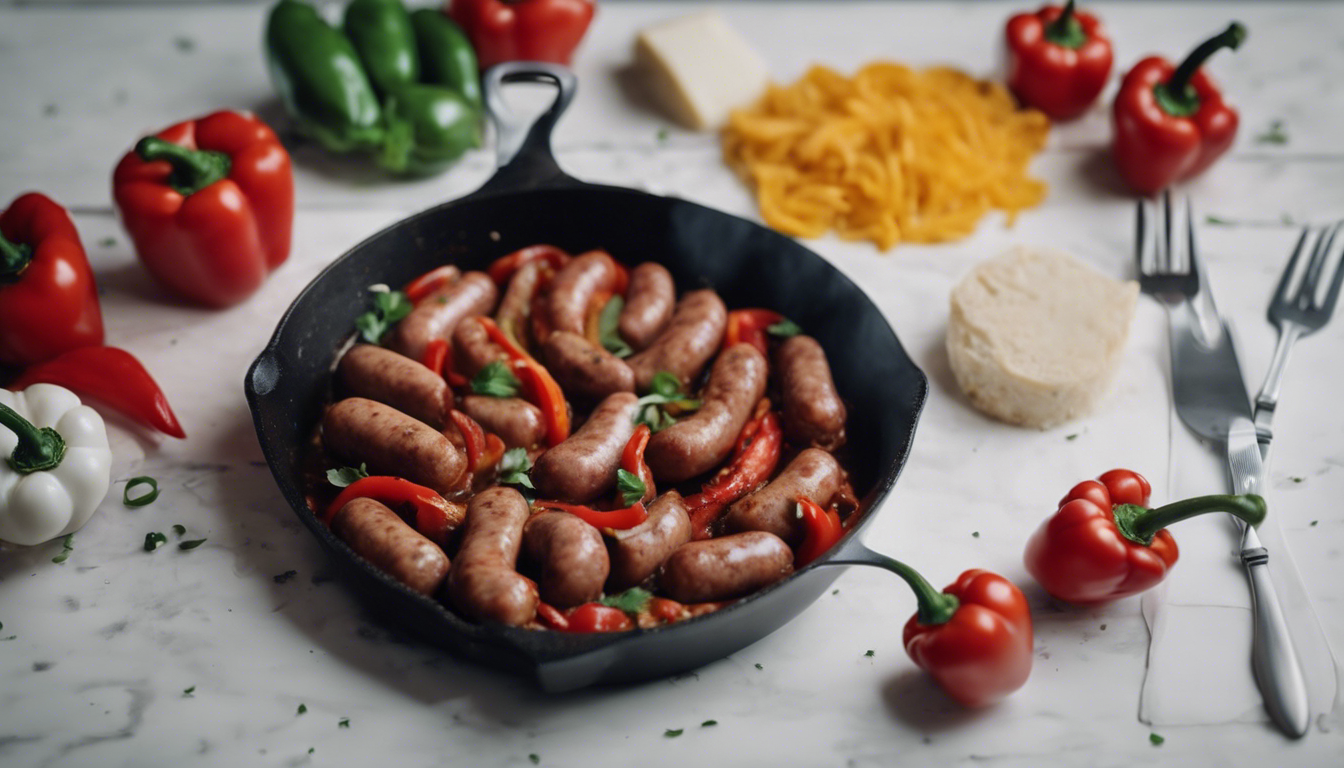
0,384 -> 112,546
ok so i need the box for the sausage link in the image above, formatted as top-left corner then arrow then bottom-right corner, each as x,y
389,271 -> 498,362
645,344 -> 767,483
607,491 -> 692,591
460,395 -> 546,449
724,448 -> 843,545
451,317 -> 508,378
542,330 -> 636,402
522,512 -> 610,608
626,289 -> 727,391
495,260 -> 543,345
532,392 -> 638,503
322,397 -> 467,496
660,532 -> 794,603
332,497 -> 449,596
546,251 -> 619,336
448,487 -> 538,626
618,262 -> 675,351
336,344 -> 450,428
777,335 -> 847,451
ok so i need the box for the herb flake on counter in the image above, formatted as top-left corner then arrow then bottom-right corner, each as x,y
599,296 -> 633,358
274,570 -> 299,584
701,720 -> 717,727
1255,120 -> 1288,145
600,587 -> 653,614
43,104 -> 58,117
297,703 -> 307,715
832,589 -> 839,596
616,469 -> 646,507
471,360 -> 521,398
99,237 -> 117,248
124,476 -> 160,507
664,728 -> 683,738
766,318 -> 802,338
1282,212 -> 1296,226
355,289 -> 412,344
1149,733 -> 1165,746
51,534 -> 74,564
144,532 -> 167,551
309,748 -> 315,755
1100,624 -> 1107,631
529,755 -> 540,765
326,464 -> 369,488
1311,520 -> 1319,527
972,531 -> 980,538
174,36 -> 196,53
183,685 -> 195,697
172,524 -> 186,537
1205,215 -> 1233,226
1065,433 -> 1078,441
754,663 -> 763,670
178,538 -> 207,550
864,650 -> 875,657
498,448 -> 535,490
338,717 -> 350,729
1291,476 -> 1304,483
657,128 -> 669,143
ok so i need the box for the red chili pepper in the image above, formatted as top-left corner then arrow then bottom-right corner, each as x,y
324,475 -> 462,547
12,346 -> 185,438
618,423 -> 655,505
1025,469 -> 1267,605
404,265 -> 461,304
536,601 -> 570,630
448,409 -> 487,473
723,309 -> 784,357
422,339 -> 451,378
0,193 -> 104,367
1112,23 -> 1245,195
794,497 -> 844,567
685,401 -> 782,539
900,568 -> 1034,708
533,500 -> 649,530
486,244 -> 570,286
479,317 -> 570,446
446,0 -> 595,70
113,110 -> 294,308
563,602 -> 634,633
1005,1 -> 1113,121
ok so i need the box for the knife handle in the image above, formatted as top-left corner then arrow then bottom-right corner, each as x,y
1242,547 -> 1311,738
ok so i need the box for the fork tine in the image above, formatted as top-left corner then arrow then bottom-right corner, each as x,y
1135,197 -> 1150,275
1273,227 -> 1311,307
1295,224 -> 1336,309
1183,194 -> 1199,277
1317,221 -> 1344,315
1161,189 -> 1174,274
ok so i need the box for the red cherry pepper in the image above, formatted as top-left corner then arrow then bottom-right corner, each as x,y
1005,1 -> 1113,121
0,192 -> 104,367
113,110 -> 294,308
12,346 -> 185,438
1025,469 -> 1267,605
1112,23 -> 1245,195
563,602 -> 634,633
723,309 -> 785,357
794,497 -> 844,567
685,400 -> 782,539
324,475 -> 463,547
446,0 -> 595,70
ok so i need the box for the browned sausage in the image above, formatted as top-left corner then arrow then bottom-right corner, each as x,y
448,487 -> 537,626
660,532 -> 793,603
532,392 -> 638,503
626,289 -> 727,391
495,260 -> 543,344
777,335 -> 847,451
451,317 -> 508,378
322,397 -> 466,496
542,331 -> 636,401
724,448 -> 844,545
645,344 -> 767,483
618,262 -> 675,351
459,395 -> 546,449
336,344 -> 450,428
389,271 -> 498,362
607,491 -> 692,591
546,251 -> 619,336
331,497 -> 450,596
522,512 -> 609,607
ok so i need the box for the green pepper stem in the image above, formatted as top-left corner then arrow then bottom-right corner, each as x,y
0,402 -> 67,475
1157,23 -> 1247,116
866,553 -> 960,626
1116,494 -> 1267,545
135,137 -> 232,197
0,228 -> 33,283
1044,0 -> 1087,49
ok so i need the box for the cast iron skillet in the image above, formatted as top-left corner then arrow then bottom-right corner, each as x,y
245,63 -> 928,692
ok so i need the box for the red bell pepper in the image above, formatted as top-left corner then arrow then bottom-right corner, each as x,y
1025,469 -> 1267,605
536,601 -> 571,630
113,110 -> 294,308
1113,23 -> 1245,195
618,423 -> 655,506
446,0 -> 595,70
562,602 -> 634,633
0,193 -> 104,367
324,475 -> 463,547
532,500 -> 649,530
404,265 -> 461,304
794,497 -> 844,567
900,567 -> 1034,708
1005,1 -> 1113,121
486,244 -> 570,286
723,309 -> 784,357
12,346 -> 185,439
685,400 -> 782,539
479,317 -> 570,445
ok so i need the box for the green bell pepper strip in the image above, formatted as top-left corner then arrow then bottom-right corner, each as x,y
410,9 -> 483,112
343,0 -> 420,98
380,84 -> 481,175
265,0 -> 384,152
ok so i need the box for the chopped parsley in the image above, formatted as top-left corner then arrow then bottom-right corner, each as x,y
297,703 -> 308,715
1065,433 -> 1079,441
326,464 -> 369,488
754,663 -> 763,670
864,650 -> 875,657
1310,520 -> 1319,527
600,587 -> 653,614
972,531 -> 980,538
309,748 -> 315,755
354,289 -> 412,344
497,447 -> 535,490
616,469 -> 646,507
1205,215 -> 1233,226
471,360 -> 521,398
529,755 -> 540,765
144,532 -> 168,551
1290,476 -> 1304,484
172,524 -> 186,537
832,589 -> 839,596
657,128 -> 669,143
183,685 -> 196,697
598,296 -> 633,358
664,728 -> 683,738
1149,733 -> 1165,746
766,319 -> 802,338
124,477 -> 160,506
178,538 -> 207,550
51,534 -> 74,564
635,371 -> 700,432
701,720 -> 717,727
99,237 -> 117,248
1255,120 -> 1288,145
338,717 -> 350,729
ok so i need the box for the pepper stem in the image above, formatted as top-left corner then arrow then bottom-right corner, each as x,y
0,402 -> 67,475
1115,494 -> 1267,545
1044,0 -> 1087,49
867,553 -> 960,626
1155,23 -> 1247,117
135,137 -> 232,197
0,228 -> 33,283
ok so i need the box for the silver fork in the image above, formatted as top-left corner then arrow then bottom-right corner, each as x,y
1253,222 -> 1344,451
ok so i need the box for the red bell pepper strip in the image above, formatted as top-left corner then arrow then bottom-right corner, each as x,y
532,500 -> 649,531
447,0 -> 595,70
448,409 -> 487,473
1025,469 -> 1267,605
1112,23 -> 1245,195
113,110 -> 294,308
0,193 -> 104,367
900,567 -> 1034,708
618,423 -> 655,505
723,309 -> 784,356
422,338 -> 451,378
323,475 -> 462,547
479,317 -> 570,446
563,602 -> 635,633
648,597 -> 686,624
794,497 -> 844,567
1005,1 -> 1113,121
12,346 -> 184,438
486,244 -> 570,286
404,265 -> 461,304
536,601 -> 570,630
685,401 -> 782,539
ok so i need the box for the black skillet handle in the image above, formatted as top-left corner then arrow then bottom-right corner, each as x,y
474,62 -> 582,196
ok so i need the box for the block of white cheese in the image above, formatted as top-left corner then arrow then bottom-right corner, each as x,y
946,246 -> 1138,429
634,11 -> 768,130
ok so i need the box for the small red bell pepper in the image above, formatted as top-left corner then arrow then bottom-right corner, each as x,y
1113,23 -> 1245,195
532,500 -> 649,530
685,401 -> 782,539
486,244 -> 570,286
0,193 -> 104,367
794,497 -> 844,567
723,309 -> 784,357
12,346 -> 185,439
900,567 -> 1034,708
1005,1 -> 1113,121
618,423 -> 655,506
479,317 -> 570,445
324,475 -> 463,547
1025,469 -> 1267,605
562,602 -> 634,633
113,110 -> 294,308
446,0 -> 595,70
404,265 -> 461,304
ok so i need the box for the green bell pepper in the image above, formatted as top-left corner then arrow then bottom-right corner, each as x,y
381,84 -> 481,175
410,9 -> 483,112
343,0 -> 419,98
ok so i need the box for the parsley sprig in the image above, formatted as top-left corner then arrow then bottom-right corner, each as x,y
354,288 -> 412,344
471,360 -> 521,398
599,587 -> 653,614
498,448 -> 535,490
326,463 -> 369,488
635,372 -> 700,432
616,469 -> 646,507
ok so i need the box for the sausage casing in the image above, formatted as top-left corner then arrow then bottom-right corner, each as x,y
626,289 -> 727,391
542,330 -> 636,401
607,491 -> 692,591
660,532 -> 794,603
724,448 -> 843,545
618,262 -> 675,351
546,251 -> 619,336
522,512 -> 610,608
322,397 -> 467,496
495,260 -> 543,344
777,335 -> 847,451
645,344 -> 767,483
460,395 -> 546,449
532,392 -> 638,503
448,487 -> 538,626
451,317 -> 508,378
389,271 -> 498,362
332,497 -> 450,596
336,344 -> 449,428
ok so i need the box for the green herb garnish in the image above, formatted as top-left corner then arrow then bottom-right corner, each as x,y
635,371 -> 700,432
664,728 -> 683,738
972,531 -> 980,538
701,720 -> 717,727
529,755 -> 540,765
172,524 -> 186,537
616,469 -> 646,507
1255,120 -> 1288,145
864,650 -> 875,657
99,237 -> 117,248
1205,215 -> 1233,226
599,296 -> 633,358
754,663 -> 763,670
144,532 -> 168,551
1065,434 -> 1078,441
471,360 -> 521,398
498,447 -> 535,490
1310,520 -> 1319,527
600,587 -> 653,614
178,538 -> 207,551
657,128 -> 670,143
297,703 -> 307,715
124,476 -> 159,506
51,534 -> 74,564
354,289 -> 412,344
326,463 -> 369,488
1149,733 -> 1164,746
183,685 -> 196,697
766,319 -> 802,338
338,717 -> 350,729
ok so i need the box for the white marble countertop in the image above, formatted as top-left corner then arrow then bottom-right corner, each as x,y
2,1 -> 1343,766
